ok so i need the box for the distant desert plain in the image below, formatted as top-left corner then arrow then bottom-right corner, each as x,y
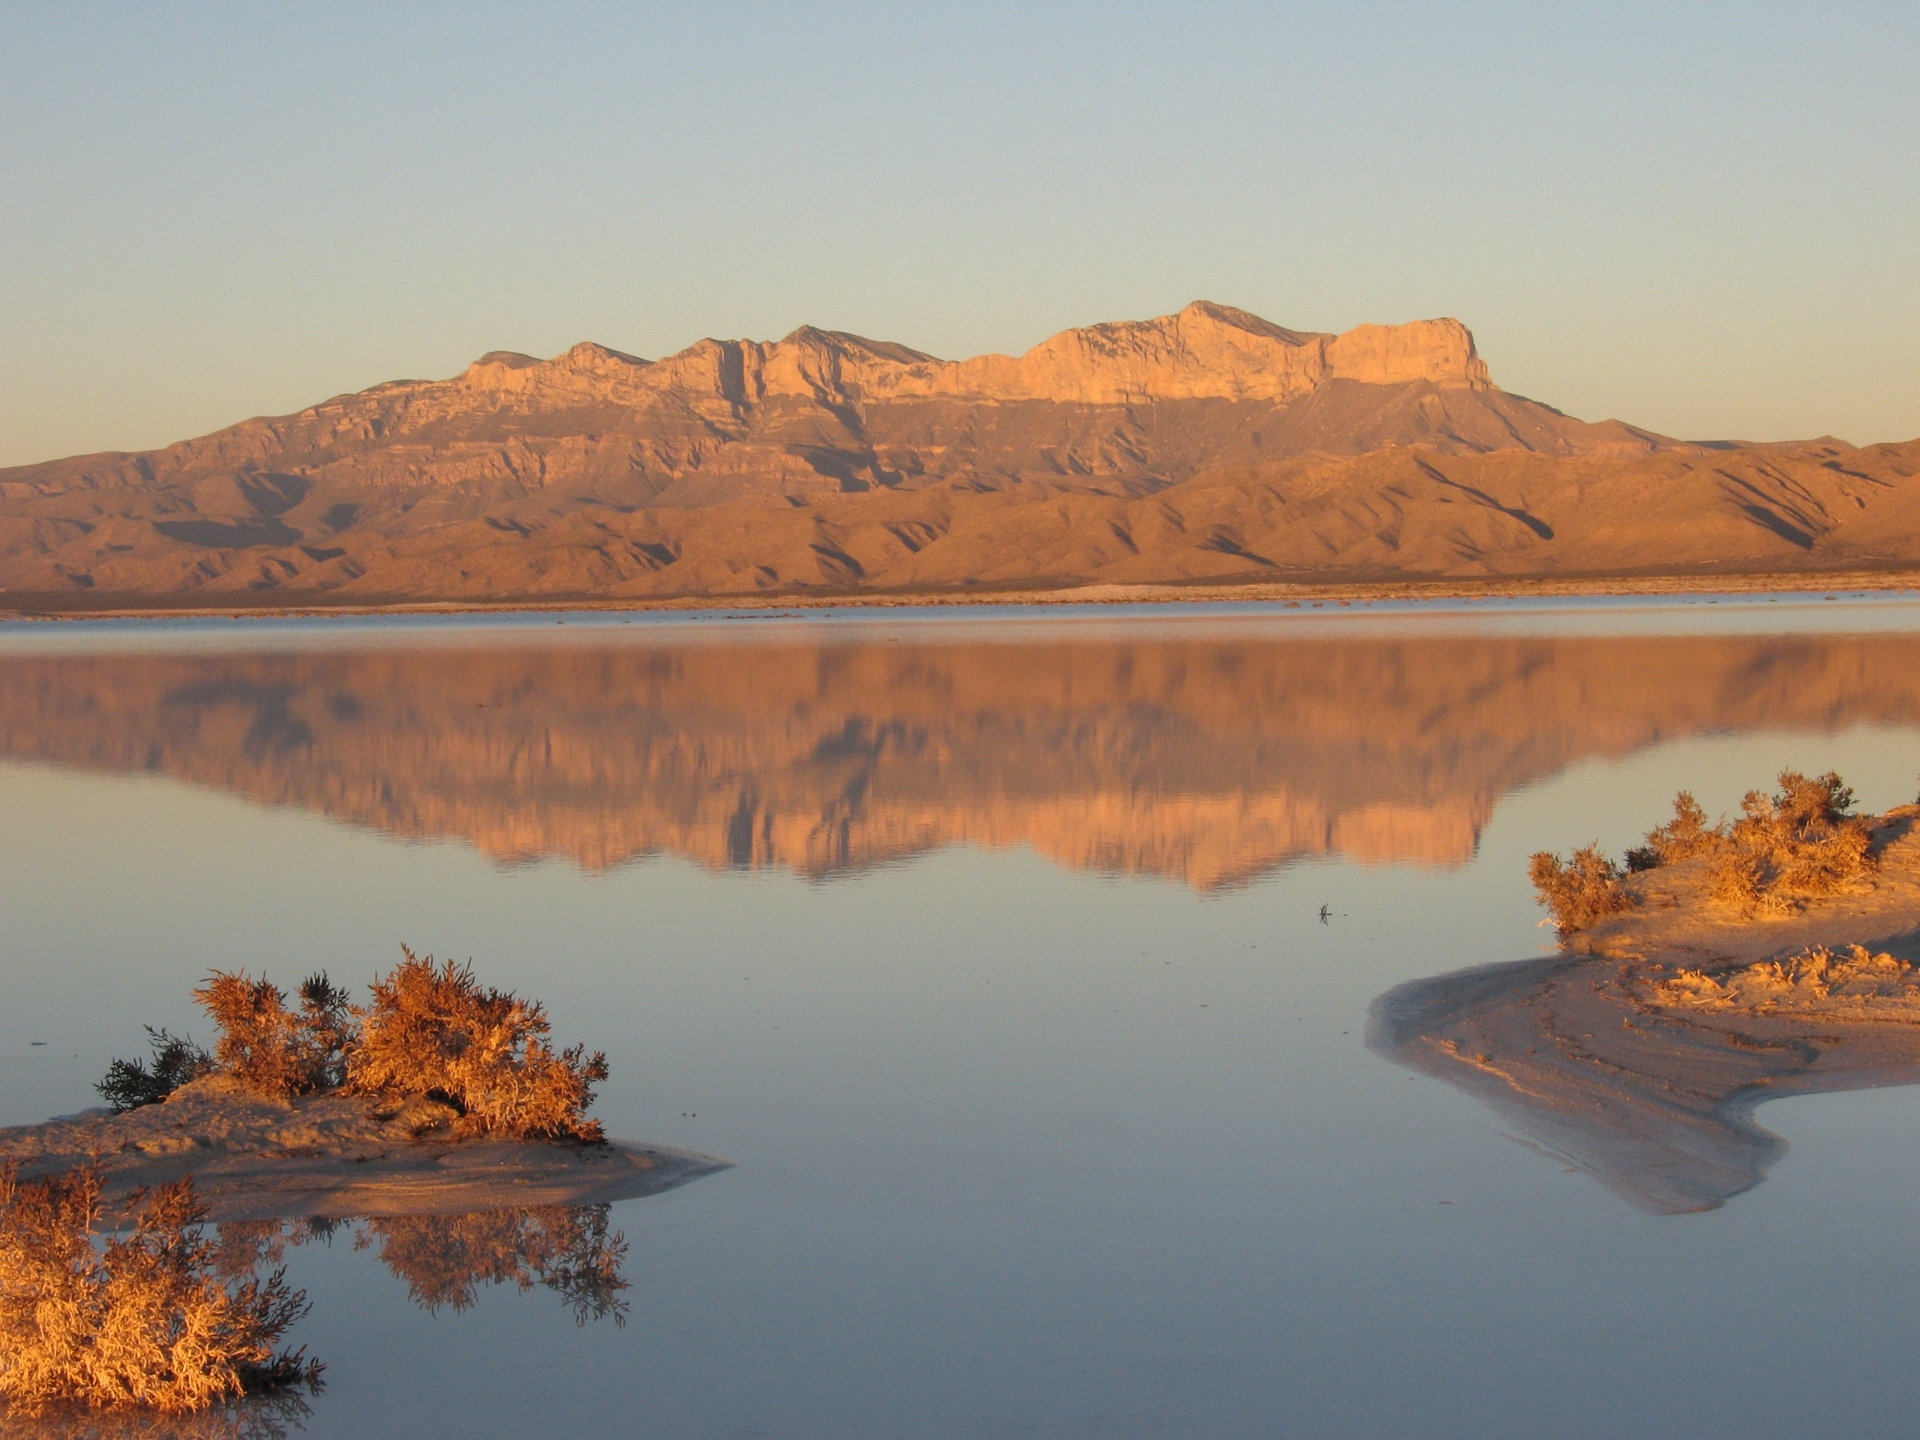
4,301 -> 1918,611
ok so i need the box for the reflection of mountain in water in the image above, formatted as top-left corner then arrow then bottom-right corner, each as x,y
1368,937 -> 1920,1215
4,631 -> 1920,888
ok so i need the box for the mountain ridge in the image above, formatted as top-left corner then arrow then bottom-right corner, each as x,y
2,301 -> 1915,601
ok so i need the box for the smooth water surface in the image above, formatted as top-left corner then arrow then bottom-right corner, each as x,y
4,596 -> 1920,1438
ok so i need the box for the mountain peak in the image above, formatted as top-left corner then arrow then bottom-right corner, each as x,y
1325,317 -> 1489,389
557,341 -> 647,370
1176,300 -> 1316,345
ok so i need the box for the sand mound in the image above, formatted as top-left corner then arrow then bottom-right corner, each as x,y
0,1077 -> 726,1224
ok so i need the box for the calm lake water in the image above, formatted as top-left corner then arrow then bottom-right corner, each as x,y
4,595 -> 1920,1439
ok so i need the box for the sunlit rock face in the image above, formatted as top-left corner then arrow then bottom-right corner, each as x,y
4,629 -> 1920,889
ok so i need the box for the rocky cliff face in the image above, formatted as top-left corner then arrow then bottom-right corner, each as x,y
837,304 -> 1492,402
2,300 -> 1913,602
4,629 -> 1917,889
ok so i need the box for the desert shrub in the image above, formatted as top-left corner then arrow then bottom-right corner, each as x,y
191,972 -> 356,1101
1541,771 -> 1878,925
0,1165 -> 320,1416
347,950 -> 608,1142
1637,791 -> 1727,868
1723,769 -> 1875,901
1707,847 -> 1771,910
1529,844 -> 1635,936
96,1030 -> 216,1114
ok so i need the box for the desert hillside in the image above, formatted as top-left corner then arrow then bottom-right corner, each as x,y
2,301 -> 1915,603
4,631 -> 1918,888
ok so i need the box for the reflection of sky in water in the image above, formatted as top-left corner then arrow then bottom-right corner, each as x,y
3,602 -> 1920,1437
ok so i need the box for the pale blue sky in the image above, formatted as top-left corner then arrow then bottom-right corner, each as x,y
1,1 -> 1915,467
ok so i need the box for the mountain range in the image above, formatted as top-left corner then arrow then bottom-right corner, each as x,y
3,301 -> 1917,602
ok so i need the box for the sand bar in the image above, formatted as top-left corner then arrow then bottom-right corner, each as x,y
0,1077 -> 728,1223
1370,805 -> 1920,1214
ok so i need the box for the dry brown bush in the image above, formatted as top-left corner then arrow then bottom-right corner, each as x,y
1671,769 -> 1878,911
1528,844 -> 1635,936
347,950 -> 609,1142
189,973 -> 356,1102
1706,847 -> 1774,910
0,1166 -> 319,1417
1633,791 -> 1725,869
1534,770 -> 1878,935
106,954 -> 608,1141
1723,770 -> 1875,901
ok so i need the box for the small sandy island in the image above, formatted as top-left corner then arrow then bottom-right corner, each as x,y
1370,796 -> 1920,1214
0,1077 -> 726,1224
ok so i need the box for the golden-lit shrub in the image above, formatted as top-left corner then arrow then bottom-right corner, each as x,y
1680,769 -> 1877,911
347,950 -> 608,1142
104,955 -> 608,1138
1724,770 -> 1875,901
1633,791 -> 1726,869
0,1166 -> 319,1416
1532,769 -> 1879,934
190,973 -> 356,1101
1706,847 -> 1774,911
1528,844 -> 1635,936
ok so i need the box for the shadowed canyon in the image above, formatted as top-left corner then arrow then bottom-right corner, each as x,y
6,625 -> 1920,889
6,302 -> 1919,604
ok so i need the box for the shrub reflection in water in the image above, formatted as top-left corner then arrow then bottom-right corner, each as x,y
1,1195 -> 627,1437
215,1205 -> 630,1325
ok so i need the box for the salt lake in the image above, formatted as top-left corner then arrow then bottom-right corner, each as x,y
3,595 -> 1920,1438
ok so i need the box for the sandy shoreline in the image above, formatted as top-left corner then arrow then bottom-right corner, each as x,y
1370,805 -> 1920,1214
0,1077 -> 729,1223
6,567 -> 1920,622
